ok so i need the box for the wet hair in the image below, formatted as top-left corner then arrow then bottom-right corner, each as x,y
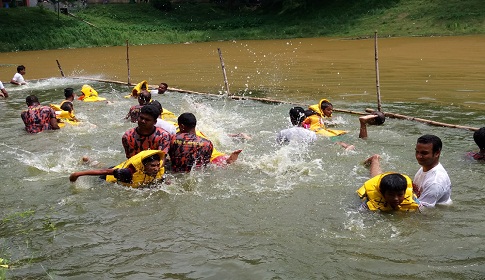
320,101 -> 333,111
140,104 -> 160,121
17,65 -> 25,73
113,168 -> 133,183
141,83 -> 147,90
371,111 -> 386,125
138,91 -> 151,104
160,82 -> 168,88
417,134 -> 442,154
178,112 -> 197,128
149,100 -> 163,114
473,127 -> 485,150
64,88 -> 74,98
379,173 -> 407,195
304,109 -> 317,117
142,154 -> 161,166
25,95 -> 39,105
289,107 -> 306,126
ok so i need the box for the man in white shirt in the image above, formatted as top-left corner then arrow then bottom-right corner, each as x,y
413,134 -> 452,207
277,107 -> 317,144
11,65 -> 27,85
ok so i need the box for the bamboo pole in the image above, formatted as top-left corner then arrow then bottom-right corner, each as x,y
126,40 -> 131,86
217,48 -> 231,96
374,31 -> 382,112
56,59 -> 65,77
69,76 -> 476,130
365,108 -> 479,131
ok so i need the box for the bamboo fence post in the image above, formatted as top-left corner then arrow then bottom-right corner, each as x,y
374,31 -> 382,112
126,40 -> 131,86
217,48 -> 231,96
365,108 -> 479,131
56,59 -> 65,77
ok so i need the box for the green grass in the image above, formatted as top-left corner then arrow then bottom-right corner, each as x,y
1,0 -> 485,52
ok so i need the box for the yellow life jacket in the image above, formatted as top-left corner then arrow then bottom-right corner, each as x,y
49,103 -> 79,127
125,80 -> 148,98
194,130 -> 226,162
305,98 -> 347,137
308,98 -> 331,118
80,85 -> 106,102
161,108 -> 176,120
356,172 -> 420,212
105,150 -> 165,188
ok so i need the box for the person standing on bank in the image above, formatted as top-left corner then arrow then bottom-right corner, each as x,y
413,134 -> 452,207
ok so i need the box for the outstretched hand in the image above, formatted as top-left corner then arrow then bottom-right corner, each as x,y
69,173 -> 79,182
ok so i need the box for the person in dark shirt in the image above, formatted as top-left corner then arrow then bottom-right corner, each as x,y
168,113 -> 213,172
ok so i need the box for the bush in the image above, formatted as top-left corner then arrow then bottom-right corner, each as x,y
151,0 -> 171,11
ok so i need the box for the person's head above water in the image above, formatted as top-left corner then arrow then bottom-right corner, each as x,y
178,112 -> 197,132
473,127 -> 485,151
320,100 -> 333,117
379,173 -> 408,209
289,107 -> 306,126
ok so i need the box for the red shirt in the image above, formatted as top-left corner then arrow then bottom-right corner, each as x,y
21,105 -> 57,134
168,133 -> 213,172
122,127 -> 173,158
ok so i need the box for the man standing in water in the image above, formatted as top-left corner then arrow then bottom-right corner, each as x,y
122,104 -> 173,159
413,134 -> 452,207
21,95 -> 60,133
168,112 -> 213,172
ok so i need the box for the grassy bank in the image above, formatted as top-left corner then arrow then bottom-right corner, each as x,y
1,0 -> 485,52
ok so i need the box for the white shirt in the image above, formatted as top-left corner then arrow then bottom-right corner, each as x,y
155,118 -> 177,135
12,73 -> 25,84
414,163 -> 452,207
276,127 -> 317,144
0,81 -> 4,90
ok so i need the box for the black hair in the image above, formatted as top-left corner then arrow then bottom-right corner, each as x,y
289,107 -> 306,126
473,127 -> 485,150
149,100 -> 163,114
371,111 -> 386,125
140,104 -> 160,121
178,112 -> 197,128
417,134 -> 442,154
17,65 -> 25,73
379,173 -> 407,195
138,91 -> 151,104
304,109 -> 317,117
320,101 -> 333,110
142,154 -> 161,166
160,82 -> 168,88
64,88 -> 74,98
25,95 -> 39,105
113,168 -> 133,183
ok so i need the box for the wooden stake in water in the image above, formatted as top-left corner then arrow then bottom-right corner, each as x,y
374,31 -> 382,112
56,59 -> 65,77
126,40 -> 131,85
217,48 -> 231,96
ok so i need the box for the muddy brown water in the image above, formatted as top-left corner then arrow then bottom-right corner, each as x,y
0,37 -> 484,279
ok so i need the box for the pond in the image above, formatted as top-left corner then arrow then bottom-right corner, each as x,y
0,36 -> 484,279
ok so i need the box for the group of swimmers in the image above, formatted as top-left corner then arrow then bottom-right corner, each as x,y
14,80 -> 244,188
277,99 -> 484,212
10,74 -> 485,212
